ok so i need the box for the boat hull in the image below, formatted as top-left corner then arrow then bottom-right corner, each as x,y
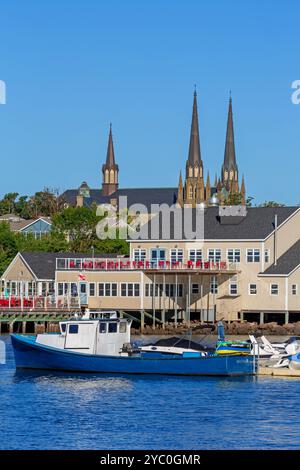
11,334 -> 255,377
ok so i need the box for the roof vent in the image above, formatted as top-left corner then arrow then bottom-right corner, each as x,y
218,205 -> 247,217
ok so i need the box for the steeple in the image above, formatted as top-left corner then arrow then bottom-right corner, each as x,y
177,171 -> 183,207
205,172 -> 211,203
105,123 -> 116,166
222,95 -> 238,179
187,90 -> 202,167
240,174 -> 246,205
102,124 -> 119,196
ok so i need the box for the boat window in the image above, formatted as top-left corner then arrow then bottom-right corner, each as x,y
119,322 -> 127,333
69,324 -> 79,334
99,322 -> 107,333
61,324 -> 66,333
108,322 -> 118,333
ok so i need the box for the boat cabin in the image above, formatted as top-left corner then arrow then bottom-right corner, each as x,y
36,317 -> 132,356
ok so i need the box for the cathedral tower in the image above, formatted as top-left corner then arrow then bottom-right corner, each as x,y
177,90 -> 206,207
221,96 -> 239,194
102,124 -> 119,196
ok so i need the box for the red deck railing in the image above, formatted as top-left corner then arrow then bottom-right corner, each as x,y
56,258 -> 237,272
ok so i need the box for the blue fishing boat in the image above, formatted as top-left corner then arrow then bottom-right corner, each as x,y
11,315 -> 255,376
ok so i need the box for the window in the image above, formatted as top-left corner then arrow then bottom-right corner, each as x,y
208,249 -> 221,262
98,283 -> 117,296
189,249 -> 202,262
58,282 -> 68,296
98,283 -> 104,296
270,284 -> 279,295
227,249 -> 240,263
61,324 -> 66,333
192,284 -> 199,294
133,249 -> 146,262
249,284 -> 257,295
119,322 -> 127,333
151,249 -> 166,261
229,283 -> 238,295
121,283 -> 140,297
89,283 -> 95,296
69,324 -> 79,334
145,283 -> 183,297
170,249 -> 183,263
70,283 -> 78,297
99,322 -> 107,333
210,276 -> 218,294
229,275 -> 238,295
292,284 -> 298,296
247,249 -> 260,263
264,249 -> 270,263
108,322 -> 118,333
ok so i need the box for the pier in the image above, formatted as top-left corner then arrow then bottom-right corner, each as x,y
258,367 -> 300,378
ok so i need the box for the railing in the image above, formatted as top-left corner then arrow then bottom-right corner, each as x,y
0,295 -> 80,310
56,258 -> 237,272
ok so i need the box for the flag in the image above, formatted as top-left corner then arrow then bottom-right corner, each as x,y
78,274 -> 86,281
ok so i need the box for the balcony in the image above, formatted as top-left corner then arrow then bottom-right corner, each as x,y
0,295 -> 80,311
56,257 -> 238,273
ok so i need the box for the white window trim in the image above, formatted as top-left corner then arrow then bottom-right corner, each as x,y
270,283 -> 279,296
98,282 -> 118,297
246,248 -> 261,263
170,248 -> 184,263
248,283 -> 257,295
207,248 -> 222,263
189,249 -> 202,262
229,282 -> 238,296
120,282 -> 140,297
226,248 -> 241,263
291,284 -> 298,296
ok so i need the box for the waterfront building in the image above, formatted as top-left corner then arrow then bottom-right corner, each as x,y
2,205 -> 300,329
60,91 -> 245,212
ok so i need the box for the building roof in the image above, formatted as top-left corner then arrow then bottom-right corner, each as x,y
9,217 -> 52,232
19,252 -> 123,280
137,206 -> 299,240
261,239 -> 300,275
60,187 -> 179,212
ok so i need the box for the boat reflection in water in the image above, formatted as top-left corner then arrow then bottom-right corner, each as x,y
11,313 -> 256,377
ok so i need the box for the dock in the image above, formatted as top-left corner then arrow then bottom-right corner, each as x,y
259,366 -> 300,378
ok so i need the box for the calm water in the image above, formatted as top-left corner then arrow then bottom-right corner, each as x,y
1,335 -> 300,450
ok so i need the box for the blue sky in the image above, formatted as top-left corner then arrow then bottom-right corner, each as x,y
0,0 -> 300,205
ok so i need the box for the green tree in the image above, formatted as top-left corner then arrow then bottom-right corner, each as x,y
52,206 -> 101,252
0,193 -> 19,215
28,188 -> 60,217
0,222 -> 18,274
258,201 -> 285,208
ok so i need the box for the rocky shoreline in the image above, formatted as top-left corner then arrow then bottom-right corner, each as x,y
132,320 -> 300,336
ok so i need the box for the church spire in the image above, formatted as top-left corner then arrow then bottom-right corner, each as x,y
105,123 -> 116,166
187,90 -> 202,166
222,95 -> 237,175
102,124 -> 119,196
